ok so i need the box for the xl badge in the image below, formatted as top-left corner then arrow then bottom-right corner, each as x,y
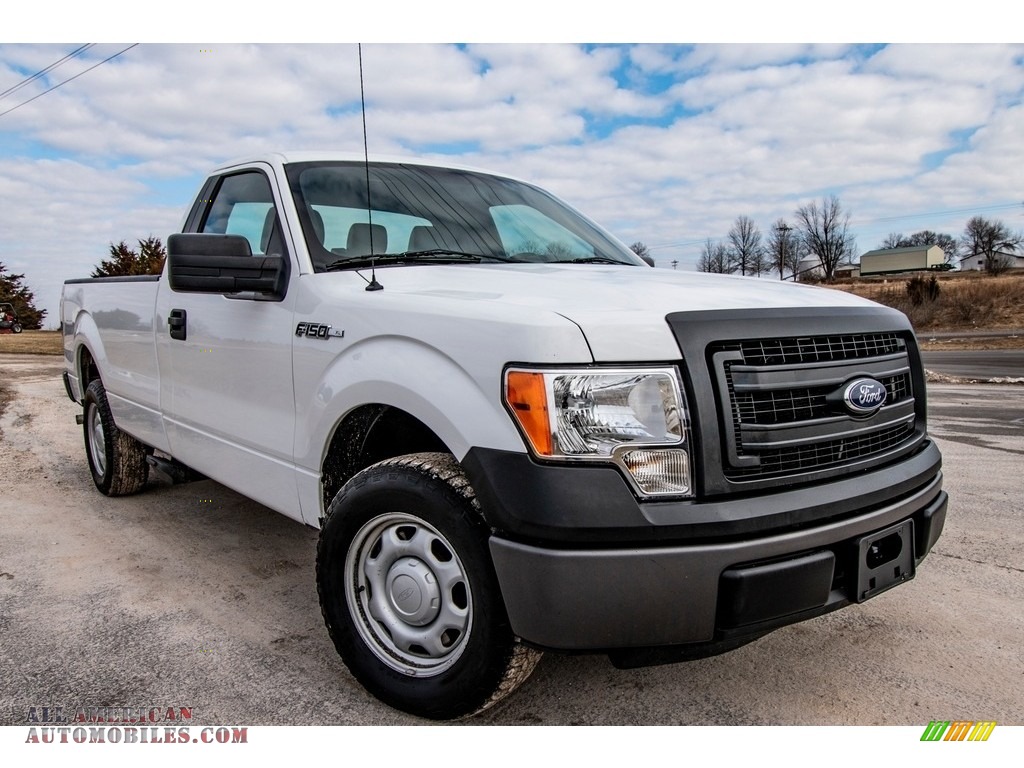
842,377 -> 887,416
295,322 -> 344,339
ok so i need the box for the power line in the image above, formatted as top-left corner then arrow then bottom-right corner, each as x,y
646,238 -> 709,250
0,44 -> 138,120
852,202 -> 1021,227
0,44 -> 94,101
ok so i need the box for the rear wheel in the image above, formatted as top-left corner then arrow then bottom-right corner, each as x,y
11,323 -> 21,333
316,452 -> 541,719
82,379 -> 149,496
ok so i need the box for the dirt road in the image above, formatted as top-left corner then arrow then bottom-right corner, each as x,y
1,354 -> 1022,725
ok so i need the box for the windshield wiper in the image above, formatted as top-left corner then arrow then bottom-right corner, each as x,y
324,250 -> 525,271
565,255 -> 631,265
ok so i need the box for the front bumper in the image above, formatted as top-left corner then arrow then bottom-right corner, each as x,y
470,445 -> 946,654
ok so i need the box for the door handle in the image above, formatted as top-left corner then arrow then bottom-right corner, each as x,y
168,308 -> 187,341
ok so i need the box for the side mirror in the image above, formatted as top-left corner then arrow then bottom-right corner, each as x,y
167,233 -> 288,301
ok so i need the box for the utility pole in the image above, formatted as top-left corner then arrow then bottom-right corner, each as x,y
775,222 -> 792,280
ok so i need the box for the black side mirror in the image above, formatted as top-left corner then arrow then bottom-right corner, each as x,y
167,233 -> 288,301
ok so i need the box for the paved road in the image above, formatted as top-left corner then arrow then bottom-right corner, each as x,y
0,355 -> 1022,727
921,349 -> 1024,379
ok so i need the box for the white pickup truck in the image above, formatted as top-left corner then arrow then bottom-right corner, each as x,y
61,152 -> 947,719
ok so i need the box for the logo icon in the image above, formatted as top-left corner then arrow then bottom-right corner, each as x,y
842,377 -> 888,416
920,720 -> 996,742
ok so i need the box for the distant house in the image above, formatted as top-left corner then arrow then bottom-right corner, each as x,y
834,264 -> 861,279
958,250 -> 1024,272
794,257 -> 858,280
859,245 -> 945,275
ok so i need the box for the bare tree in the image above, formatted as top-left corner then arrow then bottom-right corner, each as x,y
749,245 -> 771,277
767,219 -> 800,280
794,196 -> 855,282
696,239 -> 714,273
881,232 -> 906,249
629,241 -> 650,259
727,215 -> 763,276
960,216 -> 1020,275
697,238 -> 732,274
629,240 -> 655,266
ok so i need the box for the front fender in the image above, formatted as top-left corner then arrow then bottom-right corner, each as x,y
296,335 -> 526,468
292,336 -> 535,527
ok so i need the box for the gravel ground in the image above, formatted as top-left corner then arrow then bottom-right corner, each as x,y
0,354 -> 1022,726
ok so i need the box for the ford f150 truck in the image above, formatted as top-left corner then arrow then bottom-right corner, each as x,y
61,152 -> 947,719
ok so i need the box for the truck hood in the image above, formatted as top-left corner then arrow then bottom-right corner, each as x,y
396,262 -> 871,310
332,263 -> 891,362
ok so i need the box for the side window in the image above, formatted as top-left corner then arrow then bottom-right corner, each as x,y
200,172 -> 284,257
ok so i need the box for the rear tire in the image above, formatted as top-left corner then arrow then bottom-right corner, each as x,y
316,452 -> 541,719
82,378 -> 149,496
12,323 -> 21,333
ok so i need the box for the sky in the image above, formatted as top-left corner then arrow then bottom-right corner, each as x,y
2,5 -> 1023,326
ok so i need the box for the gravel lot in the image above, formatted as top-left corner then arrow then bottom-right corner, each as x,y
1,353 -> 1022,726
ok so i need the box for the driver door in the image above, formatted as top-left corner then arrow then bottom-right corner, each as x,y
155,165 -> 301,520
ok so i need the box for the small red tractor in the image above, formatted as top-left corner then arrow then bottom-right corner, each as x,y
0,303 -> 23,334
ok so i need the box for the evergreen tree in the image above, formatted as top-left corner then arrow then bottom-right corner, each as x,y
0,262 -> 46,330
92,236 -> 166,278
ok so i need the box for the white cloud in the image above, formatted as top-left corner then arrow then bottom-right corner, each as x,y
1,42 -> 1023,320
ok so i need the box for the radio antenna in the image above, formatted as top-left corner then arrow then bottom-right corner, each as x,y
358,43 -> 383,292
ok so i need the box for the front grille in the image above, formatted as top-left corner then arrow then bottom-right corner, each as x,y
725,422 -> 916,478
711,332 -> 918,482
735,372 -> 912,426
735,332 -> 904,366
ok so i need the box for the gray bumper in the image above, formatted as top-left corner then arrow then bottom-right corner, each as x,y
489,471 -> 946,651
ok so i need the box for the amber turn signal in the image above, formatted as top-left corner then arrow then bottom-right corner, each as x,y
505,371 -> 553,456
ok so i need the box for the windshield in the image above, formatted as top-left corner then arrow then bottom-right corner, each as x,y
284,161 -> 644,272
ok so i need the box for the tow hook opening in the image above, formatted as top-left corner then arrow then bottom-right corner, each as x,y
856,520 -> 915,602
866,532 -> 903,570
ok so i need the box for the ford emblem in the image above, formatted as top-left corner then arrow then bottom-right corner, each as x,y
843,378 -> 888,416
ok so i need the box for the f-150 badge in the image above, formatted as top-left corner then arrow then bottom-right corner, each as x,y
295,322 -> 344,339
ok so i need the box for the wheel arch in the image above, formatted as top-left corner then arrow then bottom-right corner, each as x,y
320,404 -> 450,516
78,343 -> 101,391
296,336 -> 528,526
70,310 -> 106,400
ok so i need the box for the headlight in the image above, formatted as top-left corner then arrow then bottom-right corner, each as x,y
505,367 -> 692,496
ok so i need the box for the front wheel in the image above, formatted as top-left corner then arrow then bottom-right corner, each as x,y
82,379 -> 149,496
316,452 -> 541,719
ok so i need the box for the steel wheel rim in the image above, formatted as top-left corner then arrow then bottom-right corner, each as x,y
86,402 -> 106,477
345,512 -> 473,676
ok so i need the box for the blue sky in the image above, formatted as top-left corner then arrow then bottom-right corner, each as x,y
2,7 -> 1023,325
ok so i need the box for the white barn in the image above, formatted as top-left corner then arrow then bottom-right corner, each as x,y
958,250 -> 1024,272
860,245 -> 945,275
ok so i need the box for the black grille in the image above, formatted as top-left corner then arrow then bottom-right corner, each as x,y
732,332 -> 904,366
734,372 -> 912,426
711,332 -> 918,482
725,423 -> 916,478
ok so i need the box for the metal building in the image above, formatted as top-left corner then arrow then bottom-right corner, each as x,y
860,245 -> 945,275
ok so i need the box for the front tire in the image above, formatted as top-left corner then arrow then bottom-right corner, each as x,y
82,378 -> 149,496
316,452 -> 541,719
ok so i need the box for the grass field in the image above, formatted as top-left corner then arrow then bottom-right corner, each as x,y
0,330 -> 63,355
835,271 -> 1024,333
